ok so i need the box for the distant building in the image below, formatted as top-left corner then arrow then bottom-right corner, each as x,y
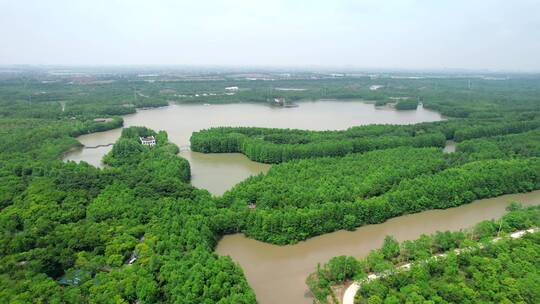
273,97 -> 285,105
93,118 -> 113,123
225,86 -> 239,91
139,136 -> 156,146
272,97 -> 299,108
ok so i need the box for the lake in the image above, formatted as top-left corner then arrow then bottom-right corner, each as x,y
63,100 -> 443,194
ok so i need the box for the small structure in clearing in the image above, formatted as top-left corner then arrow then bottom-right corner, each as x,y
57,269 -> 91,286
272,97 -> 299,108
93,118 -> 113,123
139,136 -> 156,146
273,97 -> 285,105
127,252 -> 138,265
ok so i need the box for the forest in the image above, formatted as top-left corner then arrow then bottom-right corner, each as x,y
357,233 -> 540,303
0,125 -> 256,303
307,204 -> 540,303
456,129 -> 540,160
1,72 -> 540,303
191,119 -> 540,163
222,147 -> 450,209
225,157 -> 540,244
191,125 -> 447,163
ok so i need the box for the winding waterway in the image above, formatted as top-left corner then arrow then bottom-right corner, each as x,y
61,100 -> 537,304
63,100 -> 443,194
216,190 -> 540,304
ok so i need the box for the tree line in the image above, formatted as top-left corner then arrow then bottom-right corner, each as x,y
222,147 -> 450,209
232,158 -> 540,244
191,126 -> 447,163
457,128 -> 540,160
191,117 -> 540,164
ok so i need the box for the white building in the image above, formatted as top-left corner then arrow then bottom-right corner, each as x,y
139,136 -> 156,146
273,97 -> 285,105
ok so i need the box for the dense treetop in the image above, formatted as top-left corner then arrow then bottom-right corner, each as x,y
0,126 -> 256,303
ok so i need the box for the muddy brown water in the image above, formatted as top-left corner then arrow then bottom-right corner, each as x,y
215,191 -> 540,304
63,101 -> 442,194
61,101 -> 534,303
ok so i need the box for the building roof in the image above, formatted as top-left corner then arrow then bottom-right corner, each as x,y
139,136 -> 155,141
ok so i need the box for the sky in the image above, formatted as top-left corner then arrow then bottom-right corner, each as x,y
1,0 -> 540,71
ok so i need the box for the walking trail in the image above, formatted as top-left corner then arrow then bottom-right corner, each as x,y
342,228 -> 539,304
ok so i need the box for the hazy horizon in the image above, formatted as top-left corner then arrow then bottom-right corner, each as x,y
2,0 -> 540,71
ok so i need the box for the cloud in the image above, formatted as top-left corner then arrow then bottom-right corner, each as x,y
1,0 -> 539,71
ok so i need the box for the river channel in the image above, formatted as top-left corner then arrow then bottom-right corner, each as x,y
216,190 -> 540,304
